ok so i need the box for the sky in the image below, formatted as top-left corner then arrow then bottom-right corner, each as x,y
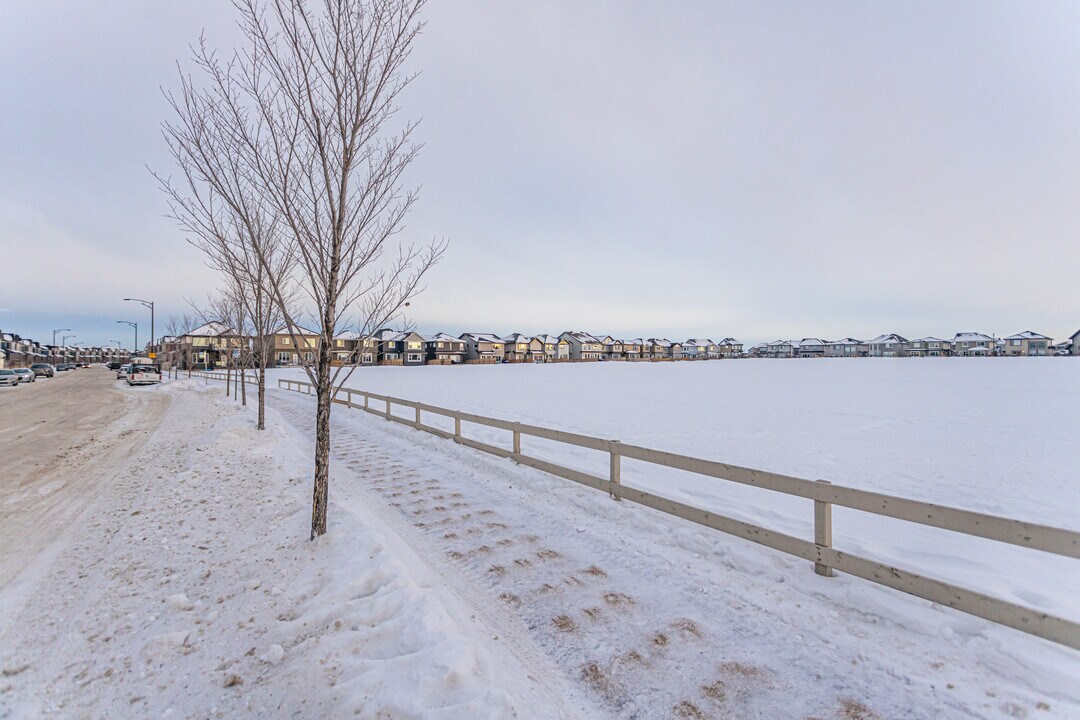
2,1 -> 1079,349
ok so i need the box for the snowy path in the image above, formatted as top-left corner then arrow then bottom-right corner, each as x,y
271,386 -> 1079,719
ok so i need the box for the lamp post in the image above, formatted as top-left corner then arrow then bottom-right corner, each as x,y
116,321 -> 137,356
52,328 -> 70,346
123,298 -> 154,357
60,335 -> 76,365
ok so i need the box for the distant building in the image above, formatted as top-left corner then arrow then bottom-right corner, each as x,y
908,337 -> 951,357
951,332 -> 995,357
1003,331 -> 1052,357
867,334 -> 909,357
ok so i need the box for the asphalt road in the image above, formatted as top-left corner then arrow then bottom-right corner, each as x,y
0,368 -> 169,606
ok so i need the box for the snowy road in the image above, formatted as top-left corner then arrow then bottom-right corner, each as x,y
270,384 -> 1079,719
0,370 -> 168,609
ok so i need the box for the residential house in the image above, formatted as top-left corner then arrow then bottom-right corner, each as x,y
867,334 -> 909,357
748,342 -> 768,358
333,331 -> 361,364
766,340 -> 794,358
908,337 -> 951,357
559,331 -> 604,361
824,338 -> 866,358
717,338 -> 743,358
682,339 -> 711,360
1070,328 -> 1080,355
648,338 -> 674,360
459,333 -> 504,363
622,338 -> 643,361
354,335 -> 379,365
180,321 -> 234,369
671,341 -> 685,359
399,332 -> 426,365
952,332 -> 995,356
502,333 -> 533,362
424,333 -> 466,364
794,338 -> 827,358
533,334 -> 561,362
268,325 -> 320,367
599,336 -> 624,361
1003,331 -> 1052,357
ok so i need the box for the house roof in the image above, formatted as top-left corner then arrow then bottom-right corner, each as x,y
912,337 -> 949,343
272,324 -> 320,336
561,331 -> 602,344
827,338 -> 863,345
424,333 -> 461,343
684,339 -> 714,346
1004,331 -> 1051,341
502,333 -> 532,344
868,334 -> 908,344
533,334 -> 561,344
717,338 -> 741,345
188,321 -> 232,337
334,330 -> 362,341
767,339 -> 792,347
460,332 -> 503,344
797,338 -> 827,346
952,332 -> 994,342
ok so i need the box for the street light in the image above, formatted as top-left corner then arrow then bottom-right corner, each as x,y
123,298 -> 154,357
52,328 -> 70,346
117,321 -> 137,356
61,334 -> 76,362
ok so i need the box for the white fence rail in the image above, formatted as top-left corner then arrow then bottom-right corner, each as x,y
265,376 -> 1080,650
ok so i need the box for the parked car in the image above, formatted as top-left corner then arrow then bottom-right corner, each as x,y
126,360 -> 161,386
0,369 -> 18,387
55,363 -> 72,371
13,368 -> 35,383
31,363 -> 55,377
107,362 -> 122,371
116,364 -> 131,379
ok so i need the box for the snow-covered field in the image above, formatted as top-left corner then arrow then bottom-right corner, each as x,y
271,359 -> 1080,653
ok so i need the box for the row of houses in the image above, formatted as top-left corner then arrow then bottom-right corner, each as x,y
160,325 -> 749,368
0,330 -> 132,369
748,331 -> 1077,358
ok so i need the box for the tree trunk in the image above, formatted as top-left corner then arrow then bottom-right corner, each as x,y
240,360 -> 247,406
257,364 -> 266,431
310,346 -> 333,539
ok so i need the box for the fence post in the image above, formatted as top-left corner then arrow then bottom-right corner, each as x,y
609,440 -> 622,501
385,398 -> 391,420
454,412 -> 461,442
814,480 -> 834,577
346,389 -> 353,408
512,422 -> 521,459
364,393 -> 369,410
414,405 -> 421,429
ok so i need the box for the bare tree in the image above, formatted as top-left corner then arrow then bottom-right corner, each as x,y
159,0 -> 444,539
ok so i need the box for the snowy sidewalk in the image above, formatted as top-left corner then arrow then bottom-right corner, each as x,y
267,384 -> 1078,720
0,380 -> 567,719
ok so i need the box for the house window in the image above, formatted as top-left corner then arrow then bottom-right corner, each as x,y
304,352 -> 314,362
277,352 -> 290,364
336,340 -> 343,347
1011,340 -> 1021,346
282,337 -> 291,345
362,353 -> 373,363
407,353 -> 422,362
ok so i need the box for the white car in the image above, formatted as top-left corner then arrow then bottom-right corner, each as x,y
0,369 -> 18,387
126,364 -> 162,386
12,368 -> 35,383
116,364 -> 131,380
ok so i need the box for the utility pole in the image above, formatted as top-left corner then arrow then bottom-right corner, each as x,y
52,328 -> 70,346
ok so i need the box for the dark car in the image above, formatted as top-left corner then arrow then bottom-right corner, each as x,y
56,363 -> 73,371
31,363 -> 55,377
107,362 -> 122,371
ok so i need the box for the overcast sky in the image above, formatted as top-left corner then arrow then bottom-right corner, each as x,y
2,1 -> 1079,349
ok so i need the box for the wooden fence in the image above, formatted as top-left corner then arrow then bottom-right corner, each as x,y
235,374 -> 1078,649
